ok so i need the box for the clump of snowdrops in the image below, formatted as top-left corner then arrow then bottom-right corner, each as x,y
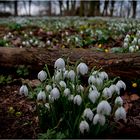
19,58 -> 127,139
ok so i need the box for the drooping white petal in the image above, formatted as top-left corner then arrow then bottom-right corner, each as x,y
98,71 -> 108,81
54,58 -> 65,70
37,91 -> 46,102
50,87 -> 60,100
97,100 -> 111,116
77,85 -> 84,93
83,108 -> 94,121
88,75 -> 96,85
19,85 -> 28,96
79,120 -> 89,134
45,85 -> 52,92
93,114 -> 106,126
116,80 -> 126,90
88,90 -> 100,104
102,87 -> 112,98
59,81 -> 66,89
64,88 -> 71,97
77,62 -> 88,75
115,96 -> 123,106
73,95 -> 82,106
109,84 -> 120,95
68,70 -> 76,82
37,70 -> 47,82
115,106 -> 126,122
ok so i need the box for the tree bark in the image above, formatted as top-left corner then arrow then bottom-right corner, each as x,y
0,47 -> 139,80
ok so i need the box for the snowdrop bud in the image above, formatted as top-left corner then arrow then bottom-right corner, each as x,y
88,75 -> 96,85
47,40 -> 51,45
68,70 -> 75,82
88,90 -> 100,104
68,94 -> 74,101
45,85 -> 52,92
64,88 -> 70,97
89,85 -> 97,93
135,45 -> 139,51
48,95 -> 54,102
93,114 -> 106,126
96,78 -> 103,88
102,87 -> 112,98
115,106 -> 126,122
50,87 -> 60,100
73,95 -> 82,106
77,85 -> 84,93
138,39 -> 140,45
64,70 -> 68,78
83,108 -> 94,121
124,37 -> 129,43
97,100 -> 111,115
19,85 -> 28,96
45,103 -> 50,110
115,96 -> 123,106
77,63 -> 88,75
54,58 -> 65,70
109,84 -> 120,95
37,70 -> 47,82
129,46 -> 135,52
37,91 -> 46,102
92,70 -> 98,76
79,120 -> 89,134
59,81 -> 66,89
123,42 -> 128,48
116,80 -> 126,90
98,71 -> 108,81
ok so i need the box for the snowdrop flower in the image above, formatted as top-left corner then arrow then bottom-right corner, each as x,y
89,85 -> 97,93
109,84 -> 120,95
88,75 -> 96,85
114,106 -> 126,122
116,80 -> 126,90
45,103 -> 50,110
59,81 -> 66,89
46,40 -> 51,45
123,42 -> 128,48
50,87 -> 60,100
96,77 -> 103,88
37,91 -> 46,102
92,70 -> 98,76
19,85 -> 28,96
79,120 -> 89,134
48,95 -> 54,102
102,87 -> 112,98
83,108 -> 94,121
77,62 -> 88,75
45,85 -> 52,92
64,88 -> 71,97
98,71 -> 108,81
124,37 -> 129,43
68,70 -> 75,82
97,100 -> 111,116
77,85 -> 84,93
64,70 -> 68,78
37,70 -> 47,82
115,96 -> 123,106
73,95 -> 82,106
54,58 -> 65,70
135,45 -> 139,51
138,39 -> 140,45
68,94 -> 74,101
93,114 -> 106,126
129,46 -> 135,52
88,90 -> 100,104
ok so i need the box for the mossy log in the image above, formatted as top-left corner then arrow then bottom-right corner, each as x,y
0,47 -> 139,79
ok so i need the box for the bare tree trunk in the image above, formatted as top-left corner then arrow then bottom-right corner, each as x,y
132,0 -> 137,18
0,47 -> 140,80
59,0 -> 63,16
71,0 -> 76,16
48,1 -> 52,16
80,0 -> 85,16
110,0 -> 115,17
119,1 -> 124,17
102,0 -> 109,16
14,0 -> 18,16
29,0 -> 32,16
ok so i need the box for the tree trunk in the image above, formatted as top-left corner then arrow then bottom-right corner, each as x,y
14,0 -> 18,16
110,0 -> 115,17
102,0 -> 109,16
132,0 -> 137,18
0,47 -> 139,80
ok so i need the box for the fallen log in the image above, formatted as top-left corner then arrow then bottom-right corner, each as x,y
0,47 -> 140,80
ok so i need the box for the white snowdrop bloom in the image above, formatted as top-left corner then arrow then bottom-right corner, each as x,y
19,85 -> 28,96
29,39 -> 33,44
124,37 -> 129,43
48,95 -> 54,102
109,84 -> 120,95
45,85 -> 52,92
115,96 -> 123,106
45,103 -> 50,110
132,38 -> 137,45
115,106 -> 126,122
123,42 -> 128,48
73,95 -> 82,106
138,39 -> 140,45
88,75 -> 96,85
97,100 -> 111,116
77,85 -> 84,93
129,46 -> 135,52
89,85 -> 97,93
135,45 -> 139,51
68,70 -> 75,82
77,62 -> 88,75
88,90 -> 100,104
93,114 -> 106,126
59,81 -> 66,89
102,87 -> 112,98
83,108 -> 94,121
37,91 -> 46,102
92,70 -> 98,76
96,77 -> 103,88
47,40 -> 51,45
79,120 -> 89,134
68,94 -> 74,101
37,70 -> 47,82
54,70 -> 62,82
54,58 -> 65,70
22,41 -> 26,45
98,71 -> 108,81
116,80 -> 126,90
64,88 -> 71,97
64,70 -> 68,78
50,87 -> 60,100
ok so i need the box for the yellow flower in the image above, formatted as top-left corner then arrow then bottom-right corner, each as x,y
132,83 -> 137,88
8,107 -> 15,114
98,44 -> 102,48
15,112 -> 22,117
105,49 -> 109,53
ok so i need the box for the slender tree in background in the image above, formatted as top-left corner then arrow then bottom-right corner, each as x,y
102,0 -> 109,16
29,0 -> 32,16
80,0 -> 85,16
119,0 -> 124,17
110,0 -> 115,17
14,0 -> 18,16
59,0 -> 63,16
132,0 -> 137,18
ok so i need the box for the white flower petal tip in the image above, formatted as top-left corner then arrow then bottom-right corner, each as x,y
37,70 -> 47,82
37,91 -> 46,102
79,120 -> 89,134
73,95 -> 82,106
77,62 -> 88,75
19,85 -> 28,96
54,58 -> 65,70
83,108 -> 94,121
115,96 -> 123,106
116,80 -> 126,90
50,87 -> 60,100
93,114 -> 106,126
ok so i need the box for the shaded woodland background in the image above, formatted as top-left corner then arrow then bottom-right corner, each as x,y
0,0 -> 139,18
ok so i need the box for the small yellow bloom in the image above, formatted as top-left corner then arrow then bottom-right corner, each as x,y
62,45 -> 65,48
105,49 -> 109,53
8,107 -> 15,114
132,83 -> 137,88
15,112 -> 22,117
98,44 -> 102,48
